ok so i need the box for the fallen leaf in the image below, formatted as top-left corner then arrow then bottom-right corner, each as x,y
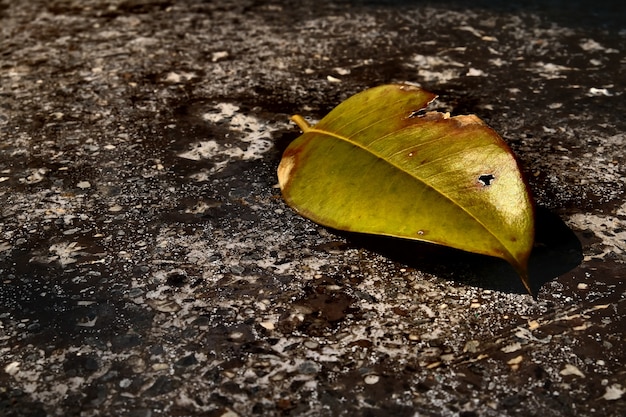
278,84 -> 534,293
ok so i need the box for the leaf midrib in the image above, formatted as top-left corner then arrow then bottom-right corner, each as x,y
303,122 -> 516,262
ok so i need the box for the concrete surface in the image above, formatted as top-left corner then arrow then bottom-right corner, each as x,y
1,1 -> 624,416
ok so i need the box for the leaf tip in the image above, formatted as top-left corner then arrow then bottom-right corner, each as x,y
510,257 -> 533,296
520,271 -> 534,297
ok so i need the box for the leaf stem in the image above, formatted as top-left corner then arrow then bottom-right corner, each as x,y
290,114 -> 312,132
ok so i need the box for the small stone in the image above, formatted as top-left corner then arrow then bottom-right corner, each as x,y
175,353 -> 198,367
577,283 -> 589,290
230,265 -> 245,275
212,51 -> 229,62
77,181 -> 91,189
466,67 -> 486,76
298,361 -> 319,375
229,331 -> 245,341
528,320 -> 540,330
303,340 -> 319,349
560,364 -> 585,378
270,372 -> 285,381
463,340 -> 480,353
147,299 -> 181,313
152,363 -> 169,371
440,354 -> 455,362
588,87 -> 612,97
128,355 -> 146,373
501,342 -> 522,353
77,315 -> 98,327
334,67 -> 350,75
4,361 -> 20,375
507,355 -> 524,365
364,374 -> 380,384
128,288 -> 144,298
602,384 -> 624,400
259,321 -> 275,330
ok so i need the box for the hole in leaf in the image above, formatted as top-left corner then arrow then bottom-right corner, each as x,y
478,174 -> 495,186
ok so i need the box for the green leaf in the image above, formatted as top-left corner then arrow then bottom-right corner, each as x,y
278,84 -> 535,294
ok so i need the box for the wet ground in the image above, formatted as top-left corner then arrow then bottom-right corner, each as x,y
1,1 -> 625,416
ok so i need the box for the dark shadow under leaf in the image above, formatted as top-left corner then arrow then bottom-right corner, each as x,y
333,206 -> 582,295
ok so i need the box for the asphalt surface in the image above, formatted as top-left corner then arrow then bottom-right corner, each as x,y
1,1 -> 625,416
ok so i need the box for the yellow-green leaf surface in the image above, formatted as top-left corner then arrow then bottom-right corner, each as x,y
278,84 -> 535,293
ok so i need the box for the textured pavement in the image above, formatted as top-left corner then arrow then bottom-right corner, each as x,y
1,1 -> 625,416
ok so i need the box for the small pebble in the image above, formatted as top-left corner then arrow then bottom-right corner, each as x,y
259,321 -> 275,330
560,364 -> 585,378
152,363 -> 169,371
364,374 -> 380,384
212,51 -> 229,62
602,384 -> 624,401
501,342 -> 522,353
147,299 -> 181,313
229,331 -> 245,341
463,340 -> 480,353
4,362 -> 20,375
507,355 -> 524,366
304,340 -> 319,349
230,265 -> 245,275
440,354 -> 455,362
298,361 -> 319,375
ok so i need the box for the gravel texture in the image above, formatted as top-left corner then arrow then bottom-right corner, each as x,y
1,1 -> 625,416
